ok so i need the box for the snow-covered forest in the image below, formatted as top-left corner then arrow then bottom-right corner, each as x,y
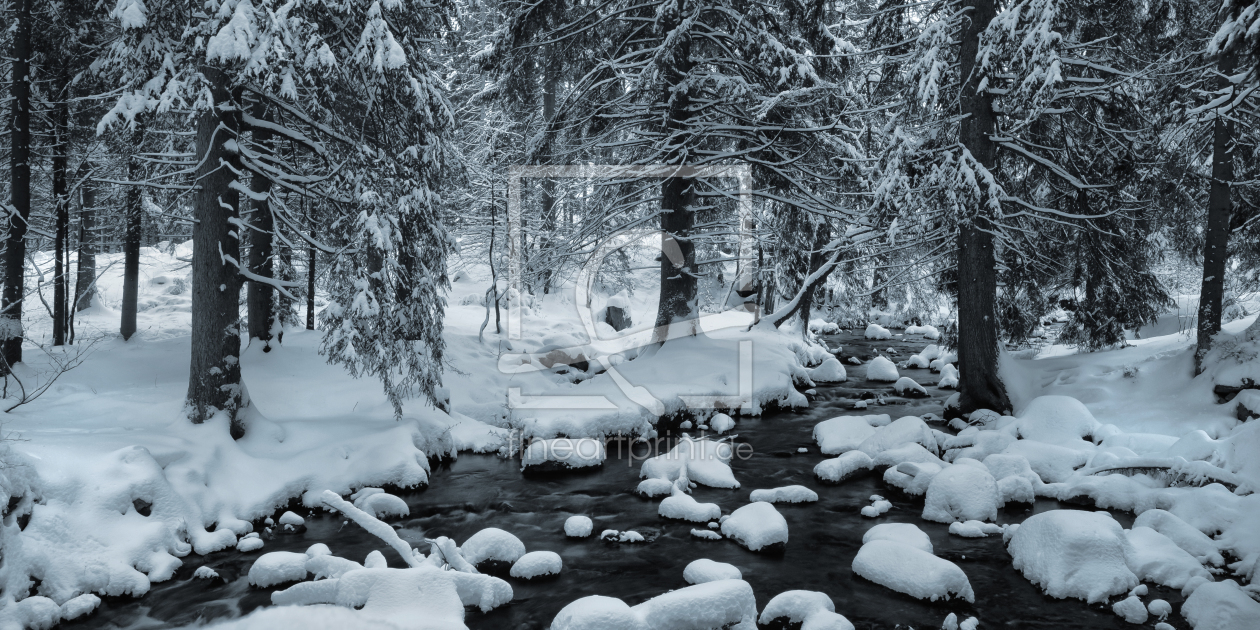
2,0 -> 1260,628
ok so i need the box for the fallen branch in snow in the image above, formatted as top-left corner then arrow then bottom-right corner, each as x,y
2,336 -> 103,413
319,489 -> 421,567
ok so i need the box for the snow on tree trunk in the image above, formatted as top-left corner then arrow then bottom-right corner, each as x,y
1195,50 -> 1238,375
74,165 -> 97,314
247,104 -> 276,349
121,122 -> 144,341
186,67 -> 246,436
3,0 -> 32,372
956,0 -> 1011,415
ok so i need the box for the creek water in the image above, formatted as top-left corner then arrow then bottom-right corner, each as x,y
67,331 -> 1184,629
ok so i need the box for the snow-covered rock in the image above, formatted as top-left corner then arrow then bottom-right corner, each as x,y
721,502 -> 788,551
193,566 -> 220,580
565,515 -> 594,538
510,551 -> 562,580
905,325 -> 941,339
938,364 -> 959,389
851,540 -> 974,602
1181,580 -> 1260,630
248,551 -> 310,587
352,491 -> 409,519
640,438 -> 739,489
709,413 -> 736,434
682,559 -> 741,585
551,595 -> 646,630
278,511 -> 305,530
893,377 -> 928,397
461,528 -> 527,567
522,438 -> 607,471
759,590 -> 852,629
691,529 -> 722,541
814,416 -> 877,455
861,495 -> 892,518
1125,526 -> 1214,589
862,523 -> 933,553
749,485 -> 818,504
1132,509 -> 1224,565
814,451 -> 874,483
858,415 -> 938,455
1112,595 -> 1148,624
237,535 -> 265,553
810,357 -> 848,383
1014,396 -> 1101,446
922,461 -> 999,523
867,356 -> 899,381
659,487 -> 722,523
948,521 -> 1003,538
865,323 -> 892,340
1148,599 -> 1172,619
600,530 -> 646,544
637,478 -> 675,498
1008,510 -> 1138,603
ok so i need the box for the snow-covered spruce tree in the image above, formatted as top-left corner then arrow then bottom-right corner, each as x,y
101,0 -> 457,427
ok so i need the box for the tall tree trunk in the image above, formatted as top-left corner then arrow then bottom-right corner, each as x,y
3,0 -> 32,372
955,0 -> 1011,414
539,54 -> 559,294
74,162 -> 97,314
52,87 -> 70,346
1195,50 -> 1238,374
306,246 -> 316,330
797,220 -> 831,336
246,104 -> 276,348
653,7 -> 697,341
187,67 -> 246,436
121,123 -> 144,340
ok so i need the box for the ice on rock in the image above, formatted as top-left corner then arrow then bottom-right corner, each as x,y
709,413 -> 736,433
867,356 -> 899,381
640,438 -> 739,489
659,486 -> 722,523
1125,526 -> 1214,589
865,323 -> 893,340
749,485 -> 819,504
893,377 -> 928,397
551,595 -> 647,630
810,357 -> 848,383
1014,396 -> 1101,446
813,416 -> 877,455
922,462 -> 999,523
683,559 -> 742,584
948,521 -> 1004,538
1112,595 -> 1149,625
511,551 -> 562,579
862,523 -> 933,553
564,515 -> 594,538
1132,509 -> 1224,565
638,478 -> 674,497
1181,580 -> 1260,630
522,438 -> 607,471
1008,510 -> 1138,603
631,579 -> 758,629
851,540 -> 974,602
858,415 -> 938,456
721,502 -> 788,551
1147,598 -> 1172,619
758,590 -> 840,628
461,528 -> 527,566
248,551 -> 310,587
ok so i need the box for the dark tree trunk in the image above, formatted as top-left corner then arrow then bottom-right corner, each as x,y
74,163 -> 97,314
3,0 -> 32,372
955,0 -> 1011,414
306,245 -> 316,330
187,66 -> 246,436
539,56 -> 559,294
52,89 -> 70,346
1195,50 -> 1238,374
121,123 -> 144,340
797,221 -> 832,335
246,104 -> 275,348
652,11 -> 697,340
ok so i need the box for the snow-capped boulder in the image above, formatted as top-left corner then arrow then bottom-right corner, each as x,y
1112,595 -> 1148,624
659,487 -> 722,523
813,416 -> 877,455
461,528 -> 527,571
248,552 -> 309,587
867,356 -> 899,382
510,551 -> 562,580
551,595 -> 647,630
893,377 -> 928,397
1124,526 -> 1214,589
862,523 -> 933,554
938,364 -> 959,389
858,415 -> 938,456
851,540 -> 974,602
709,413 -> 736,433
1014,396 -> 1102,446
1008,510 -> 1138,603
1132,509 -> 1224,565
922,461 -> 999,523
682,559 -> 741,585
564,516 -> 594,538
631,580 -> 757,629
640,438 -> 739,489
810,357 -> 848,383
814,451 -> 875,483
1180,580 -> 1260,630
749,485 -> 818,504
865,323 -> 892,340
721,502 -> 788,552
522,438 -> 607,472
759,590 -> 852,630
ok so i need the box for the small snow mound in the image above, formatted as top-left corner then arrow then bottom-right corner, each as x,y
749,485 -> 818,504
1147,599 -> 1172,619
690,529 -> 722,541
858,415 -> 937,455
511,551 -> 562,579
758,590 -> 834,626
564,515 -> 594,538
851,540 -> 974,602
948,521 -> 1004,538
353,492 -> 409,519
59,593 -> 101,621
659,488 -> 722,523
922,463 -> 999,523
906,324 -> 941,339
600,529 -> 646,543
938,364 -> 959,389
810,357 -> 848,383
709,413 -> 736,433
1008,510 -> 1137,603
462,528 -> 527,565
1112,595 -> 1149,624
631,579 -> 757,629
193,566 -> 220,579
248,551 -> 309,587
1182,580 -> 1260,630
637,478 -> 674,497
683,559 -> 742,584
279,511 -> 304,527
893,377 -> 928,397
551,595 -> 646,630
1125,526 -> 1214,589
721,502 -> 788,551
815,451 -> 874,483
522,438 -> 607,471
862,523 -> 933,553
814,416 -> 876,455
865,323 -> 893,340
867,356 -> 899,381
237,536 -> 264,552
640,437 -> 739,489
1015,396 -> 1101,445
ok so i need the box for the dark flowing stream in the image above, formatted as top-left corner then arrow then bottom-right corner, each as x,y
67,331 -> 1186,629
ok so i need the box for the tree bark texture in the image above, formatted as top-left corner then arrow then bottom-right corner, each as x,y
1195,50 -> 1238,374
121,123 -> 144,340
75,163 -> 97,314
246,104 -> 276,347
52,89 -> 70,346
3,0 -> 32,372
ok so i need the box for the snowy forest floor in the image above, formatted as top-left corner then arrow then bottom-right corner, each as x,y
1,245 -> 1258,629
